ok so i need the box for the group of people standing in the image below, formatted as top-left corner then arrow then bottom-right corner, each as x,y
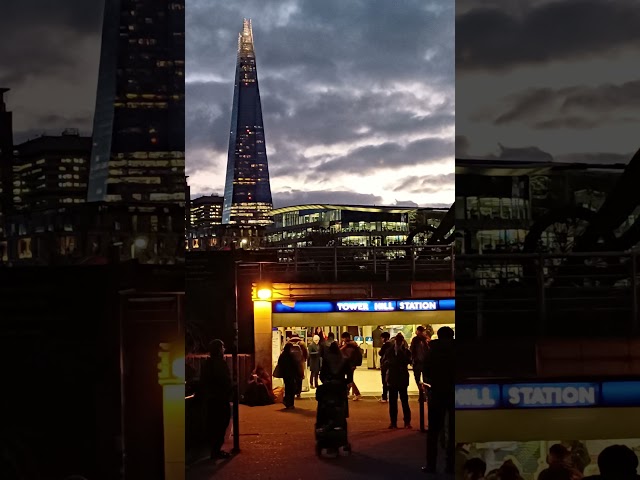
376,325 -> 455,475
460,442 -> 640,480
198,324 -> 455,471
274,328 -> 363,409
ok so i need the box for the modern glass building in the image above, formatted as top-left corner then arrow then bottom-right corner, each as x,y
222,19 -> 273,226
87,0 -> 185,205
455,158 -> 630,255
265,204 -> 450,248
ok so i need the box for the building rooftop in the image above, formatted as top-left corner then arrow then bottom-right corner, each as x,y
456,157 -> 628,176
16,132 -> 92,155
271,204 -> 451,215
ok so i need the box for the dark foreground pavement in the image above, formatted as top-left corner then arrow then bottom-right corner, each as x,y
187,397 -> 450,480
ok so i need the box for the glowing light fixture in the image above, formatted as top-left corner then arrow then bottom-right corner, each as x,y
256,281 -> 273,301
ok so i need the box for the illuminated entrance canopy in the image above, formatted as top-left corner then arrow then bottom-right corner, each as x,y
456,381 -> 640,410
272,299 -> 455,314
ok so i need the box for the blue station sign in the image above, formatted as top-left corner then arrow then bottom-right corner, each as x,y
272,299 -> 455,314
456,381 -> 640,410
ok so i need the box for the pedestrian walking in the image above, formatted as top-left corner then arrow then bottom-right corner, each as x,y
276,343 -> 300,409
383,331 -> 412,428
340,332 -> 363,401
287,332 -> 309,398
422,326 -> 455,476
200,339 -> 232,460
378,331 -> 392,403
308,334 -> 322,389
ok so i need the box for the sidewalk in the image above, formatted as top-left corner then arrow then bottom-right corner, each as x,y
187,397 -> 449,480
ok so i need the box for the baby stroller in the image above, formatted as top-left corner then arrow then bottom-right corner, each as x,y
315,380 -> 351,457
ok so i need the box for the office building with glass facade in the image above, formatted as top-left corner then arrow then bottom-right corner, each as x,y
87,0 -> 185,205
455,158 -> 628,255
265,204 -> 449,248
222,19 -> 273,226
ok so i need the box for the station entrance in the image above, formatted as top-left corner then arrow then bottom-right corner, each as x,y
259,299 -> 455,397
456,380 -> 640,479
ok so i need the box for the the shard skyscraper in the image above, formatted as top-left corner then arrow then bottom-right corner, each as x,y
222,19 -> 273,225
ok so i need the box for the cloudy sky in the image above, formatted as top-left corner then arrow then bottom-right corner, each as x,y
186,0 -> 454,208
456,0 -> 640,164
0,0 -> 102,143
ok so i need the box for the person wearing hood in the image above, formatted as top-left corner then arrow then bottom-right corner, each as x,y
287,332 -> 309,398
422,326 -> 455,476
382,332 -> 412,429
200,339 -> 233,460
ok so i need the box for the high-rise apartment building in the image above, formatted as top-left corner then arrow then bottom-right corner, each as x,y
190,194 -> 223,231
87,0 -> 185,204
13,130 -> 91,212
222,19 -> 273,226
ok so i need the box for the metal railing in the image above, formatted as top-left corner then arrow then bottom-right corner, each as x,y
236,244 -> 455,282
456,251 -> 640,338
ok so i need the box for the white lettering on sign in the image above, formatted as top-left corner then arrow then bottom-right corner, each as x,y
398,301 -> 437,311
507,386 -> 596,407
337,302 -> 370,312
456,387 -> 496,407
374,301 -> 395,311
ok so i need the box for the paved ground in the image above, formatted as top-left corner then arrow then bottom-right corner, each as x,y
276,367 -> 421,399
187,396 -> 450,480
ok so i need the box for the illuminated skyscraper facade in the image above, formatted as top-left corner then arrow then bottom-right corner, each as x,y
87,0 -> 185,204
222,19 -> 273,225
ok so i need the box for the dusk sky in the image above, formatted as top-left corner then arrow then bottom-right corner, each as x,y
186,0 -> 454,208
0,0 -> 101,143
456,0 -> 640,164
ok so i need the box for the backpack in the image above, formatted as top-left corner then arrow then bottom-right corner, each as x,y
346,343 -> 363,367
289,343 -> 303,364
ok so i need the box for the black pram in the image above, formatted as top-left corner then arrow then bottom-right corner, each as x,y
315,379 -> 351,456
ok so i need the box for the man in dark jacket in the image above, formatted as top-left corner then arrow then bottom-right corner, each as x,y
378,331 -> 392,402
410,326 -> 429,388
340,332 -> 362,400
200,339 -> 232,460
372,325 -> 384,368
422,326 -> 455,476
383,332 -> 412,428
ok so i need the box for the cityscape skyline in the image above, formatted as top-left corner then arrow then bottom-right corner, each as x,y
186,0 -> 454,209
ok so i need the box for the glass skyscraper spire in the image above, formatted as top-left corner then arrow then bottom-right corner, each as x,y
87,0 -> 185,205
222,19 -> 273,225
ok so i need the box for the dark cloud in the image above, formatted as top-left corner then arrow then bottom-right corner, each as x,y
556,152 -> 634,164
315,138 -> 453,175
457,0 -> 640,72
496,144 -> 554,162
1,0 -> 103,138
273,190 -> 384,208
470,80 -> 640,131
393,173 -> 455,195
186,0 -> 454,205
394,200 -> 419,207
